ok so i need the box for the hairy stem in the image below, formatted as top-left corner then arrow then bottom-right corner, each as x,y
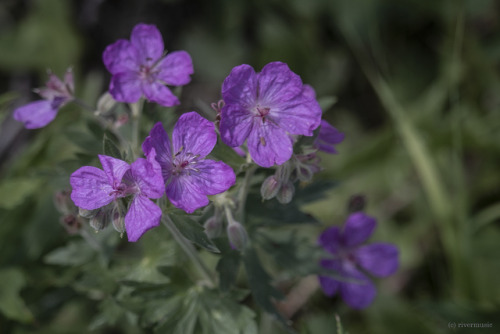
162,214 -> 216,287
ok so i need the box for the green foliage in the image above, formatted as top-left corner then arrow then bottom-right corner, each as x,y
0,268 -> 33,323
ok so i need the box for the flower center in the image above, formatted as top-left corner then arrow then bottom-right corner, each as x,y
172,151 -> 200,176
109,181 -> 137,198
254,106 -> 270,123
139,64 -> 157,83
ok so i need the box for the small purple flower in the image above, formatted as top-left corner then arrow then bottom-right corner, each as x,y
13,68 -> 74,129
103,23 -> 193,107
318,213 -> 399,309
142,112 -> 236,213
70,151 -> 164,242
220,62 -> 322,167
315,120 -> 345,154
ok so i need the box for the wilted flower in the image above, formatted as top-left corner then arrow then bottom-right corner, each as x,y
103,23 -> 193,107
70,151 -> 164,242
318,212 -> 399,309
13,68 -> 74,129
142,112 -> 236,213
220,62 -> 322,167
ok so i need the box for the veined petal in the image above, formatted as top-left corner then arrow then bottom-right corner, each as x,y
70,166 -> 114,210
318,226 -> 342,255
157,51 -> 193,86
142,81 -> 179,107
130,151 -> 164,199
342,213 -> 377,248
125,195 -> 162,242
339,264 -> 376,309
257,62 -> 303,105
316,120 -> 345,154
189,160 -> 235,195
98,155 -> 130,186
13,100 -> 58,129
142,122 -> 173,167
130,23 -> 164,66
355,243 -> 399,277
109,71 -> 142,103
172,112 -> 216,157
221,64 -> 257,107
271,91 -> 322,136
219,104 -> 254,147
166,175 -> 209,213
103,39 -> 140,74
247,121 -> 293,167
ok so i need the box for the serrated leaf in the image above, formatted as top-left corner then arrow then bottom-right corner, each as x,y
103,134 -> 123,160
169,214 -> 219,253
0,268 -> 33,323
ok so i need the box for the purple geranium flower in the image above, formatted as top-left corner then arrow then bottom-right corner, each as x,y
70,151 -> 164,242
13,68 -> 74,129
142,112 -> 236,213
315,119 -> 345,154
220,62 -> 322,167
318,212 -> 399,309
103,23 -> 193,107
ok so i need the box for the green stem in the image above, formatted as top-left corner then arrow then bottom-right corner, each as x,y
130,98 -> 144,159
236,164 -> 258,223
161,214 -> 216,287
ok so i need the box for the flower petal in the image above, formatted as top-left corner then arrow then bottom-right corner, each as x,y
222,64 -> 257,107
247,121 -> 293,167
172,112 -> 216,157
190,160 -> 235,195
219,104 -> 254,147
142,81 -> 179,107
102,39 -> 139,74
142,122 -> 173,168
130,23 -> 164,66
315,120 -> 345,154
125,195 -> 162,242
156,51 -> 193,86
13,100 -> 59,129
98,155 -> 130,186
166,175 -> 209,213
339,264 -> 376,309
70,166 -> 114,210
318,226 -> 342,255
342,212 -> 377,247
271,88 -> 322,136
355,243 -> 399,277
257,62 -> 303,106
109,71 -> 142,103
130,150 -> 165,199
318,276 -> 340,297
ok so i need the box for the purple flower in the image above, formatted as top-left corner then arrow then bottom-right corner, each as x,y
70,151 -> 164,242
142,112 -> 236,213
220,62 -> 322,167
315,120 -> 345,154
103,23 -> 193,107
13,68 -> 74,129
318,213 -> 399,309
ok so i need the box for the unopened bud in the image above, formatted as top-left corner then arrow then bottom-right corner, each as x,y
227,222 -> 248,251
79,207 -> 98,219
276,181 -> 295,204
54,190 -> 72,214
295,164 -> 314,182
204,216 -> 222,239
260,175 -> 280,200
111,203 -> 126,235
60,214 -> 82,234
89,209 -> 109,232
347,194 -> 366,213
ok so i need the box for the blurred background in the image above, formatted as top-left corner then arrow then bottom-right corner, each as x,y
0,0 -> 499,333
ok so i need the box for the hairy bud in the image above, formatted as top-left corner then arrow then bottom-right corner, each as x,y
276,181 -> 295,204
227,222 -> 248,251
260,175 -> 281,200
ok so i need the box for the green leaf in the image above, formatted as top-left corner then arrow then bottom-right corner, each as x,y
293,179 -> 339,205
169,214 -> 219,253
242,248 -> 287,326
216,249 -> 241,292
103,134 -> 123,160
0,178 -> 42,209
0,268 -> 33,323
209,138 -> 246,171
44,240 -> 95,266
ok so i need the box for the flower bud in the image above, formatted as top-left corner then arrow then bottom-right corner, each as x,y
89,209 -> 109,232
347,194 -> 366,213
111,202 -> 126,235
204,216 -> 222,239
53,190 -> 72,214
227,222 -> 248,251
78,207 -> 98,219
260,175 -> 280,200
60,214 -> 82,235
295,164 -> 314,182
276,181 -> 295,204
